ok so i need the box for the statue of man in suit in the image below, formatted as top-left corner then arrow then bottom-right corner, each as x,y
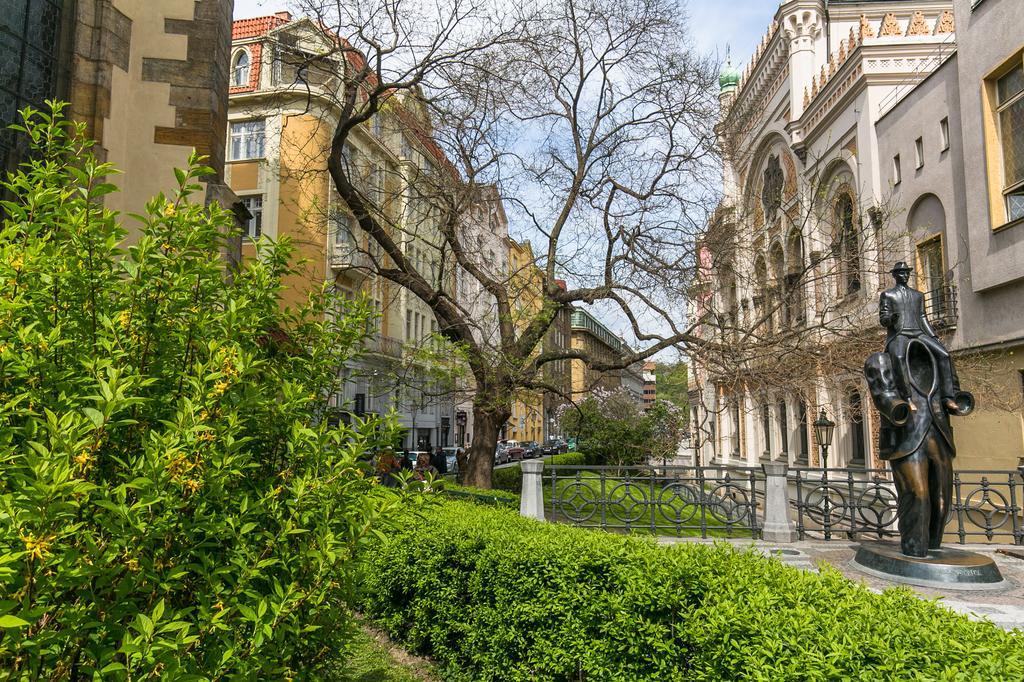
878,262 -> 959,414
864,263 -> 973,557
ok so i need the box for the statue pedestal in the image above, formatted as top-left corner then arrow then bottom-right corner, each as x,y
851,542 -> 1006,591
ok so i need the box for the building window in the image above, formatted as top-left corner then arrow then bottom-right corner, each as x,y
777,400 -> 789,456
240,195 -> 263,239
940,117 -> 950,151
760,405 -> 771,459
915,137 -> 924,169
893,154 -> 902,185
996,61 -> 1024,222
333,212 -> 356,246
0,0 -> 70,173
834,194 -> 860,295
229,119 -> 265,160
848,391 -> 866,467
232,49 -> 250,87
917,236 -> 944,295
797,401 -> 810,464
761,155 -> 784,224
730,401 -> 741,457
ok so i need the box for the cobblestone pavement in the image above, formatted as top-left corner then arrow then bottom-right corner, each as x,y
658,537 -> 1024,630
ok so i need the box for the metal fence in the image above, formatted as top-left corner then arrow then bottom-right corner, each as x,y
535,462 -> 1024,545
545,464 -> 762,539
791,468 -> 899,541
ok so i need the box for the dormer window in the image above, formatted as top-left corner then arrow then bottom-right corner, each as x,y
232,50 -> 250,87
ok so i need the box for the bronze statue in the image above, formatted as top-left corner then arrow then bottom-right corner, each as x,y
864,262 -> 973,558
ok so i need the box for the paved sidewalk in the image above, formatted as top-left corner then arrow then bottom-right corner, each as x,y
658,537 -> 1024,630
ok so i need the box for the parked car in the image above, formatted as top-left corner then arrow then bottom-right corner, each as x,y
522,441 -> 540,459
500,440 -> 525,462
540,438 -> 567,456
403,450 -> 429,469
442,446 -> 461,473
494,443 -> 511,465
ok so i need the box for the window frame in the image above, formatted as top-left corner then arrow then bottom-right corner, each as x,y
229,119 -> 266,161
847,390 -> 867,467
893,154 -> 902,186
232,49 -> 250,88
915,137 -> 924,169
996,62 -> 1024,222
940,117 -> 950,152
239,194 -> 263,240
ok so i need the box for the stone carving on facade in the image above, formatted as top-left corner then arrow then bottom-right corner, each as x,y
934,10 -> 955,35
803,86 -> 810,108
829,54 -> 836,77
879,13 -> 902,38
906,11 -> 930,37
838,39 -> 847,62
781,152 -> 797,201
859,14 -> 875,39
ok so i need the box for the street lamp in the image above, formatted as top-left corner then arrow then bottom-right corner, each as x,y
813,408 -> 836,470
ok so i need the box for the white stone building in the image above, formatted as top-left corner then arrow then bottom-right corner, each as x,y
690,1 -> 961,469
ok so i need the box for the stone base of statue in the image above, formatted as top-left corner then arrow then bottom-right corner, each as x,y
851,542 -> 1006,590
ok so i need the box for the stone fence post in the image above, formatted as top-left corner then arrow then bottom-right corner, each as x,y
761,462 -> 797,542
520,459 -> 545,521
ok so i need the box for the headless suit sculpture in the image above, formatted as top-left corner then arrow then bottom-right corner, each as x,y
864,262 -> 974,558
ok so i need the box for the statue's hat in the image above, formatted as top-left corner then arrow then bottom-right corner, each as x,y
891,261 -> 912,274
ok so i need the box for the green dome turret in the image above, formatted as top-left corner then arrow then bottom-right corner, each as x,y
719,58 -> 740,94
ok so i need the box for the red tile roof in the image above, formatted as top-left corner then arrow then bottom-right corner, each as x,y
232,13 -> 291,40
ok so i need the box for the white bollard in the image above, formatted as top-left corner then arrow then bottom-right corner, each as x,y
519,459 -> 545,521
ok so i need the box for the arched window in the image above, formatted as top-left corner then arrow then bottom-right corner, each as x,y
847,390 -> 866,467
786,229 -> 806,324
232,50 -> 250,87
769,242 -> 785,326
754,256 -> 769,330
835,194 -> 860,294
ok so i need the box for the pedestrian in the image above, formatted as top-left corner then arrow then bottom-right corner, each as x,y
375,449 -> 402,488
431,446 -> 448,475
413,451 -> 439,482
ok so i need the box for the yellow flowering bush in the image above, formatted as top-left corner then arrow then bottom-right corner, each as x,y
0,104 -> 406,678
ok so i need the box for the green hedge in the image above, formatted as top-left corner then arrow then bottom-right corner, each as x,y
439,483 -> 519,507
360,501 -> 1024,681
492,453 -> 586,494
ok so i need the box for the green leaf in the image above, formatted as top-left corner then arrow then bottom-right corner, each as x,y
0,614 -> 30,628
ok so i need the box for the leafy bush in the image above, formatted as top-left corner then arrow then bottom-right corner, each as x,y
0,105 -> 406,678
558,389 -> 685,465
361,501 -> 1024,681
492,453 -> 585,494
439,482 -> 519,507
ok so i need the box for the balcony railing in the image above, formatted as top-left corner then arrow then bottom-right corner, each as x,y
330,242 -> 370,271
925,283 -> 958,330
363,333 -> 403,358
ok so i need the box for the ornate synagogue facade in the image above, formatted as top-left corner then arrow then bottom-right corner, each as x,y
690,0 -> 960,469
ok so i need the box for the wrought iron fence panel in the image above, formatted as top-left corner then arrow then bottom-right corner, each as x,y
546,464 -> 762,539
951,470 -> 1024,545
791,467 -> 1024,544
791,468 -> 899,541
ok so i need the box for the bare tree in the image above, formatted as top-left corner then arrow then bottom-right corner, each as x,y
258,0 -> 721,487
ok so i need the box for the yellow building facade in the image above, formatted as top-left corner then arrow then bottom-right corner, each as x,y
506,238 -> 545,444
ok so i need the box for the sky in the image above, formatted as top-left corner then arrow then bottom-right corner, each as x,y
232,0 -> 775,69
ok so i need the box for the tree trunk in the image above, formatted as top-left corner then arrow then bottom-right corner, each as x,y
463,402 -> 509,489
